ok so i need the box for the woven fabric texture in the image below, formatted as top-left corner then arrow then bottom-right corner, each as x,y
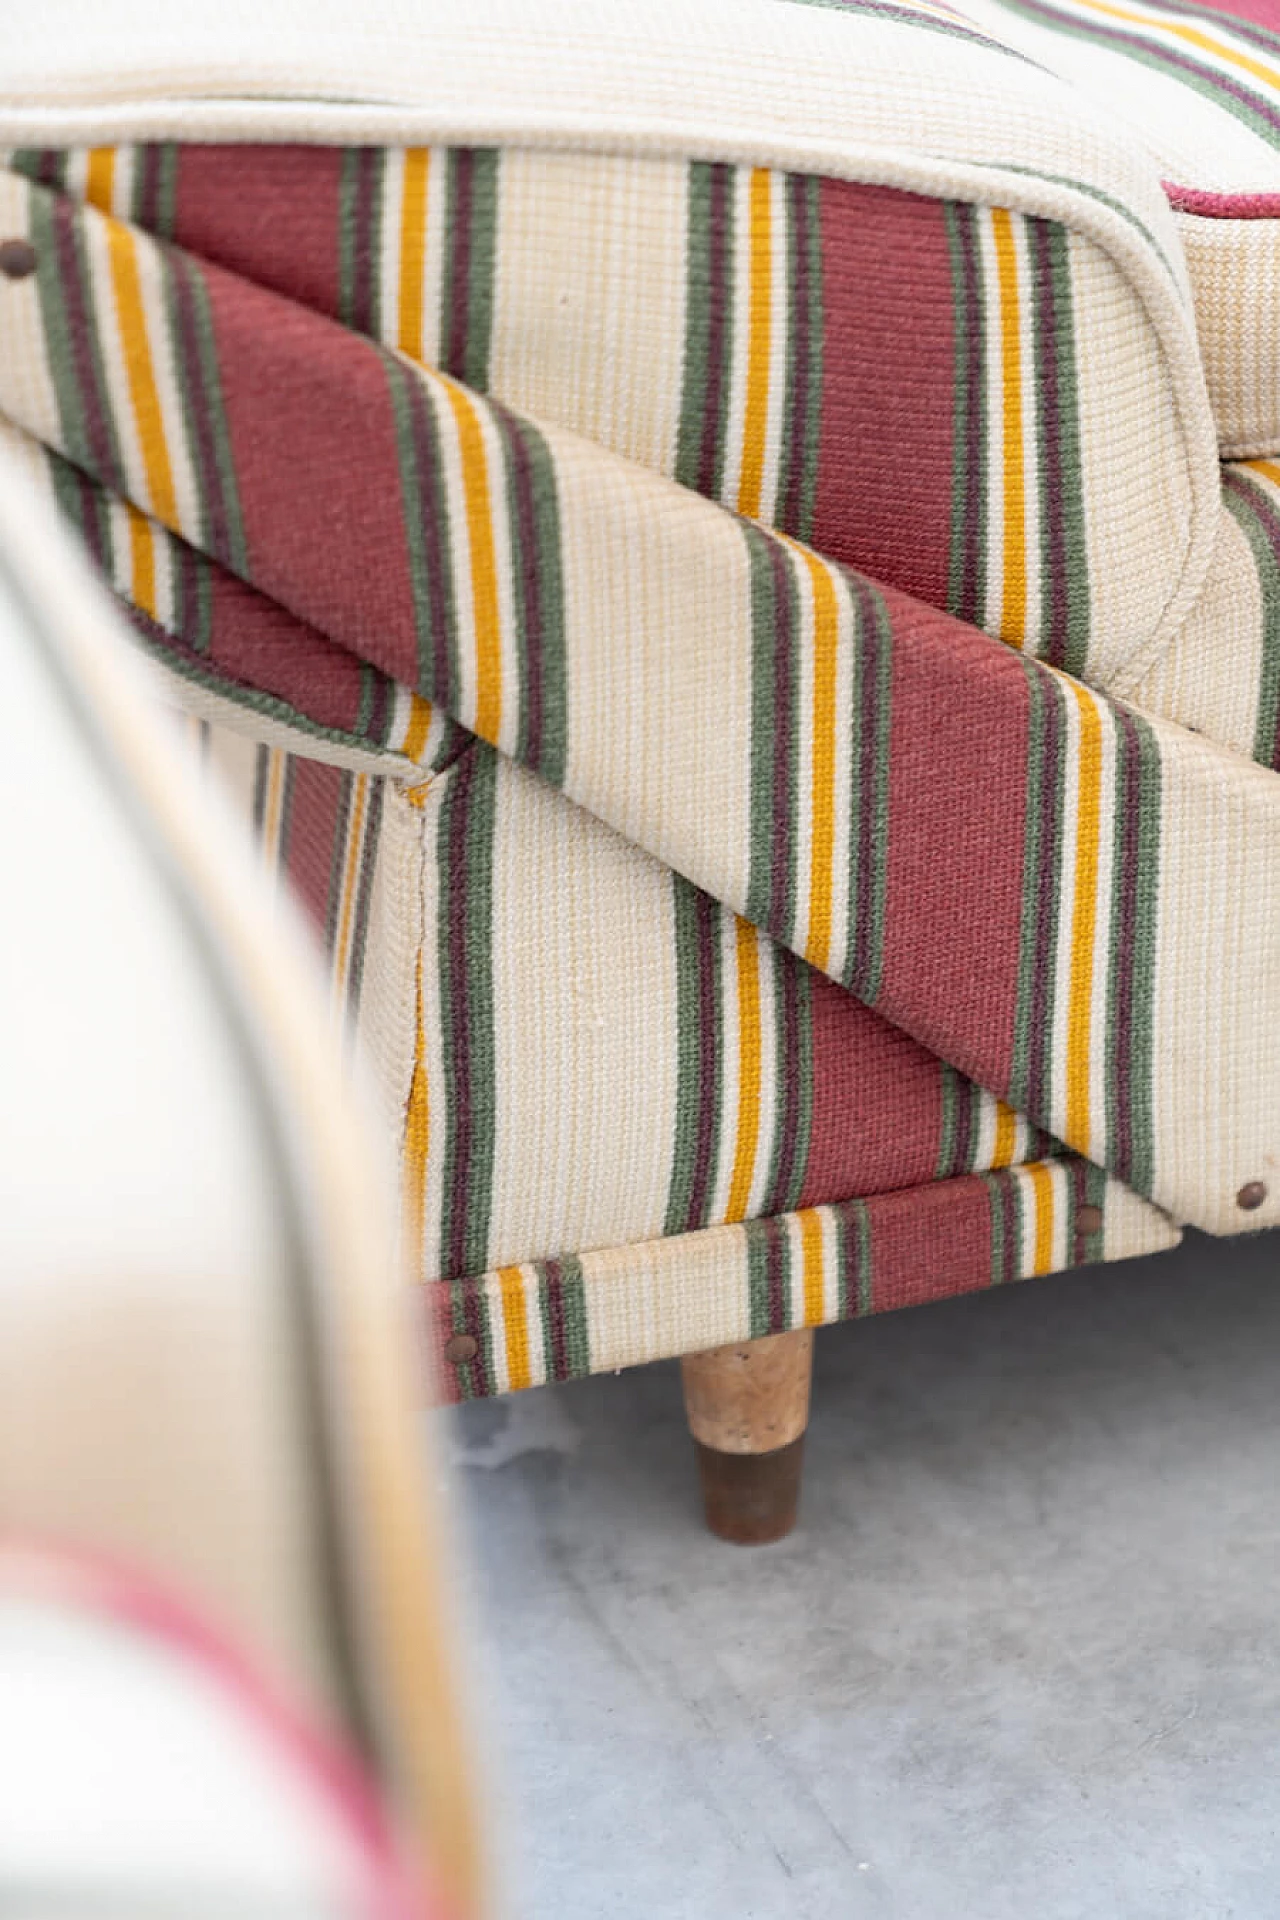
965,0 -> 1280,453
1132,456 -> 1280,762
2,144 -> 1279,1233
421,1170 -> 1178,1400
183,708 -> 1179,1398
2,6 -> 1279,1393
1,217 -> 1277,1239
189,714 -> 1070,1276
0,141 -> 1206,685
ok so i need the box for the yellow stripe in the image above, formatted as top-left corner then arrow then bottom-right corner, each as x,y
404,948 -> 431,1282
991,208 -> 1027,648
125,502 -> 156,619
497,1266 -> 533,1393
103,216 -> 179,528
799,1208 -> 825,1326
84,147 -> 116,215
991,1099 -> 1019,1169
1064,685 -> 1105,1155
725,918 -> 764,1222
797,550 -> 839,971
440,377 -> 503,745
397,149 -> 430,358
331,776 -> 370,1001
737,168 -> 773,520
1246,457 -> 1280,490
1027,1161 -> 1056,1276
1078,0 -> 1280,92
401,692 -> 435,763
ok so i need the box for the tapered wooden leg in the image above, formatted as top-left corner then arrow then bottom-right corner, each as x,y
681,1328 -> 814,1544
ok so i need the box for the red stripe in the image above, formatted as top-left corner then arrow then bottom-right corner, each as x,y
862,1174 -> 994,1314
203,567 -> 374,733
203,264 -> 421,685
1163,182 -> 1280,216
812,182 -> 956,610
172,146 -> 346,316
1173,0 -> 1280,32
880,587 -> 1029,1093
799,979 -> 945,1205
282,757 -> 346,935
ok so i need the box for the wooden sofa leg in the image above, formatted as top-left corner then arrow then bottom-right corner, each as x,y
680,1328 -> 814,1544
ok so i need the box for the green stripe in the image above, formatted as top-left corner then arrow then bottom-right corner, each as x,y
338,149 -> 362,330
337,150 -> 385,337
1044,222 -> 1089,677
47,450 -> 116,577
130,144 -> 178,238
1008,663 -> 1068,1122
744,524 -> 784,931
998,0 -> 1280,162
945,203 -> 989,628
1222,475 -> 1280,766
352,664 -> 377,741
442,150 -> 500,390
505,416 -> 568,786
168,251 -> 249,576
745,1219 -> 781,1339
851,1201 -> 874,1317
7,148 -> 68,190
154,146 -> 178,240
30,186 -> 125,490
676,162 -> 716,496
384,356 -> 461,708
1120,714 -> 1161,1197
763,953 -> 813,1213
1036,220 -> 1090,675
934,1064 -> 961,1180
847,580 -> 893,1005
666,877 -> 712,1235
173,535 -> 212,655
543,1256 -> 591,1382
776,172 -> 824,543
989,1170 -> 1014,1286
437,748 -> 499,1281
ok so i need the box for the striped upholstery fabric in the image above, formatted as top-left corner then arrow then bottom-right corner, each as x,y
185,710 -> 1180,1399
1132,457 -> 1280,762
5,340 -> 1280,1240
3,0 -> 1280,1397
192,717 -> 1069,1271
0,141 -> 1203,683
965,0 -> 1280,453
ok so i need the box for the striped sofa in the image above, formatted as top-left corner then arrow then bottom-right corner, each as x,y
3,0 -> 1279,1540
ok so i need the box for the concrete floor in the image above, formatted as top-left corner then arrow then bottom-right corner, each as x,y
442,1230 -> 1280,1918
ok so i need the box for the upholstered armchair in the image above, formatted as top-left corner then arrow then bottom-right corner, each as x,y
3,0 -> 1279,1544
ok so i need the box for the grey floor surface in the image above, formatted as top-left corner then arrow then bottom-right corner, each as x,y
441,1230 -> 1280,1918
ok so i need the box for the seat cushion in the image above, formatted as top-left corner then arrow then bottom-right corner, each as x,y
964,0 -> 1280,453
0,0 -> 1223,689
